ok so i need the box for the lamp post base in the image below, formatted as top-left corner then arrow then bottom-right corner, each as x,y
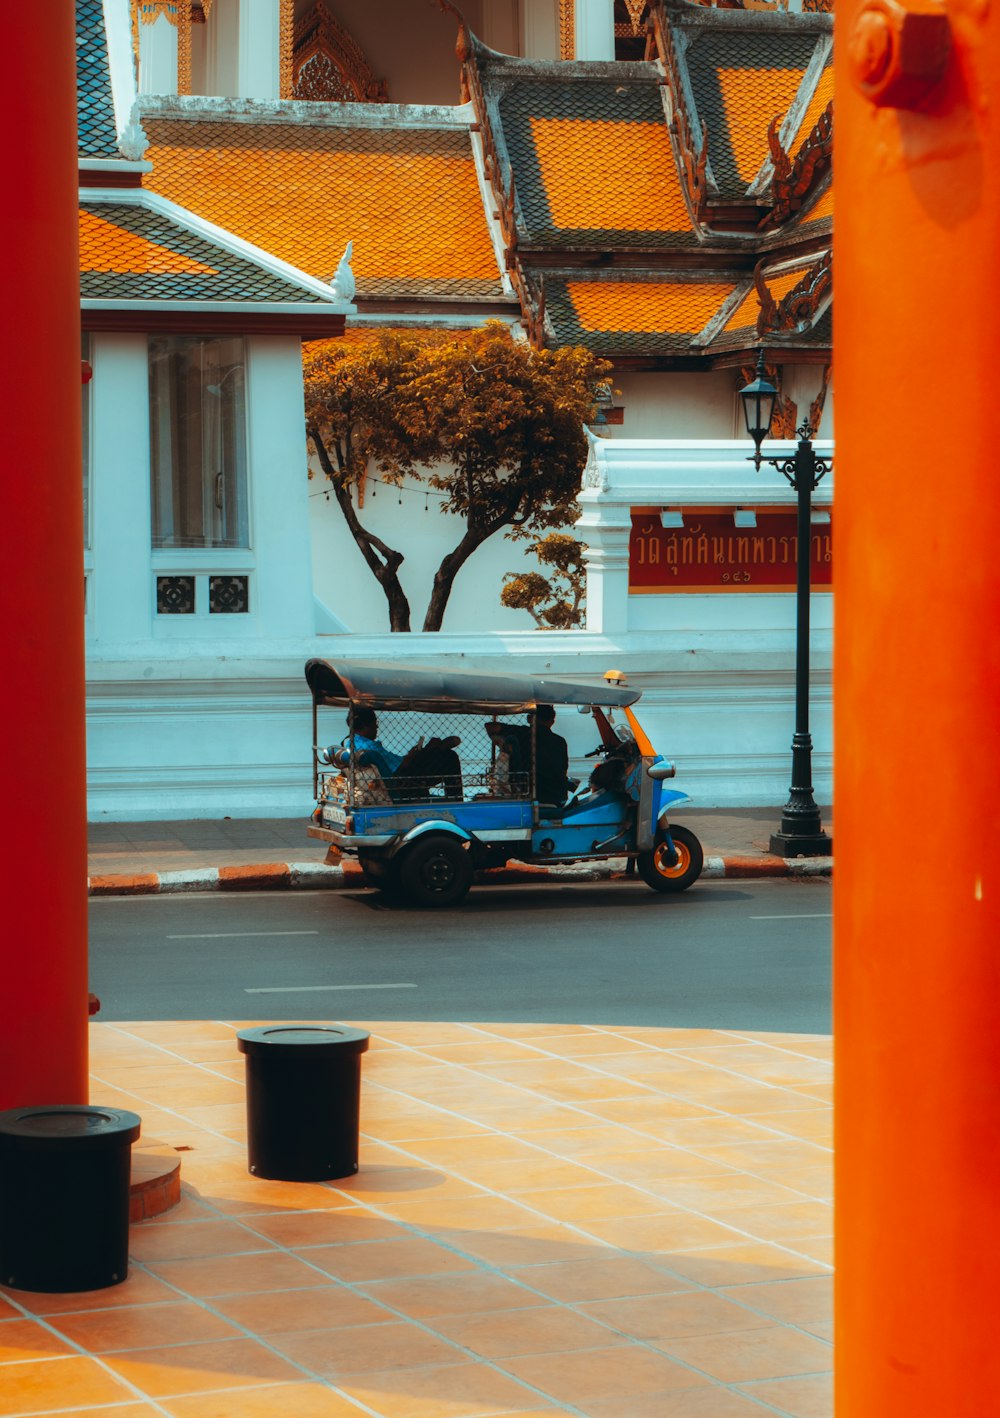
769,830 -> 833,858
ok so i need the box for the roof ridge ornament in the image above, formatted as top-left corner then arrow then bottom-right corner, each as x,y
754,251 -> 832,337
778,250 -> 832,331
433,0 -> 472,65
117,104 -> 150,162
753,260 -> 780,336
760,100 -> 833,229
648,4 -> 711,226
330,242 -> 356,302
509,259 -> 547,349
624,0 -> 650,35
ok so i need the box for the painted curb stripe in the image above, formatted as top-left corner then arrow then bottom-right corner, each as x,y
88,855 -> 832,896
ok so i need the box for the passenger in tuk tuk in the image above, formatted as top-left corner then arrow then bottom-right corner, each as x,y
320,708 -> 463,802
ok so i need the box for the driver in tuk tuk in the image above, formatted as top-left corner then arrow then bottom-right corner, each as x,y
531,704 -> 570,807
320,708 -> 462,801
486,704 -> 569,808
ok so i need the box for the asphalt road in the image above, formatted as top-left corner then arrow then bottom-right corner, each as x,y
88,877 -> 832,1033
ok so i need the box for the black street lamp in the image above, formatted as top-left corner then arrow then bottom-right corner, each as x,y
739,350 -> 832,857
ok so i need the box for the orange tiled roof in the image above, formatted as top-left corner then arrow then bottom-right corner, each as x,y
682,29 -> 821,198
487,70 -> 699,249
803,182 -> 834,224
306,326 -> 479,353
79,208 -> 215,275
142,118 -> 503,301
566,280 -> 736,335
529,117 -> 694,236
722,266 -> 806,333
542,276 -> 742,356
79,199 -> 336,306
717,67 -> 807,184
792,61 -> 834,153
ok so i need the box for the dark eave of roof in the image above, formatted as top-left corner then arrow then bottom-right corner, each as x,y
82,309 -> 347,336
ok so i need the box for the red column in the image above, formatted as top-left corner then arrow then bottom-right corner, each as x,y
0,10 -> 89,1105
835,1 -> 1000,1412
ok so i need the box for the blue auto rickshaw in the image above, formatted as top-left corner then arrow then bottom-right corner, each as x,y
305,659 -> 703,907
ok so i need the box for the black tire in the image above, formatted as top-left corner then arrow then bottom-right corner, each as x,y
637,824 -> 703,894
396,836 -> 473,907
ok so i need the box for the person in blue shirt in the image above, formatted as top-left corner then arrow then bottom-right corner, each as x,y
333,708 -> 403,778
321,707 -> 462,802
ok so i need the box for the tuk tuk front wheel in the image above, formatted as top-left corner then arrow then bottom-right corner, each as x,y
637,824 -> 703,894
396,836 -> 473,908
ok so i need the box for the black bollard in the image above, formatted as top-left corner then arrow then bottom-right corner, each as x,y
237,1026 -> 370,1182
0,1105 -> 141,1293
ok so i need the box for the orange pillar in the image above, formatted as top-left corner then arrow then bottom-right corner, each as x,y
0,9 -> 89,1105
835,0 -> 1000,1412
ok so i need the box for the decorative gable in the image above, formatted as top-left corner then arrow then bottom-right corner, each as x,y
292,1 -> 387,103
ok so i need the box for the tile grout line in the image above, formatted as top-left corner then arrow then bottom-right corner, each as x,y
98,1026 -> 833,1279
41,1020 -> 833,1416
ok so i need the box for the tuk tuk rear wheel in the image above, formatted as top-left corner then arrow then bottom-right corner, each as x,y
637,824 -> 703,894
396,836 -> 473,908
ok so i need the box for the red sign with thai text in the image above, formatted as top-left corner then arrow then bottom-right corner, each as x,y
629,509 -> 833,593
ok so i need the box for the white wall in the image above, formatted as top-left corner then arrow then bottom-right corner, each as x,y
88,334 -> 154,643
574,0 -> 614,60
87,332 -> 316,644
600,366 -> 833,442
608,370 -> 743,440
523,0 -> 559,59
308,472 -> 578,633
86,354 -> 833,819
85,627 -> 830,819
137,10 -> 178,94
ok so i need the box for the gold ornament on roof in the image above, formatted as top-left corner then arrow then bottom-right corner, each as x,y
176,0 -> 192,94
136,1 -> 180,24
559,0 -> 575,59
624,0 -> 649,35
280,0 -> 295,98
293,1 -> 387,103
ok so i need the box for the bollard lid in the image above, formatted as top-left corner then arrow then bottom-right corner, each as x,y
0,1106 -> 141,1152
237,1025 -> 370,1057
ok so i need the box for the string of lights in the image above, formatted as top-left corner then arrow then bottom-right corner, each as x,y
309,474 -> 452,508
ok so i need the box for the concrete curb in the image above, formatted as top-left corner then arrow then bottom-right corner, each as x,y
88,853 -> 832,896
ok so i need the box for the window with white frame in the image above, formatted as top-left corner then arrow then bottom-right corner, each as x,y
149,335 -> 249,550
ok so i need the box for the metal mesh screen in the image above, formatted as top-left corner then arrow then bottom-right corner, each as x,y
318,708 -> 534,808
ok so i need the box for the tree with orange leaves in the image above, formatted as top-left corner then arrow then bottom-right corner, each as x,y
303,323 -> 610,632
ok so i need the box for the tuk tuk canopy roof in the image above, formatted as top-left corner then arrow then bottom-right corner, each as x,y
304,659 -> 642,713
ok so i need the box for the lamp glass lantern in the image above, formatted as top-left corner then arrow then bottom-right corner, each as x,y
739,351 -> 778,468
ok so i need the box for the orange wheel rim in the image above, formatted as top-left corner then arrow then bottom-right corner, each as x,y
654,840 -> 690,878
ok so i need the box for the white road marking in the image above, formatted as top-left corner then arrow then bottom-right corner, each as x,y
167,930 -> 321,940
750,913 -> 832,920
245,983 -> 418,994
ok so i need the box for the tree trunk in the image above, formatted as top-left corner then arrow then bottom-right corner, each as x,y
423,522 -> 496,631
309,427 -> 411,632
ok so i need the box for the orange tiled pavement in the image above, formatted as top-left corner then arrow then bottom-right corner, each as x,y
1,1022 -> 832,1417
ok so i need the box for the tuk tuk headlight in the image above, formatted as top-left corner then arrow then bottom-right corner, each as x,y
646,760 -> 676,780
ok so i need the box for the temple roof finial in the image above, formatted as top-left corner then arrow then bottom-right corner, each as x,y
117,103 -> 149,162
330,241 -> 356,302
